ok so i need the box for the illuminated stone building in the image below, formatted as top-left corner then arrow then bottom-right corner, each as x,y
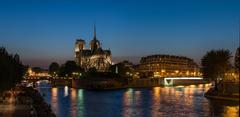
27,67 -> 50,77
75,25 -> 112,72
137,55 -> 200,78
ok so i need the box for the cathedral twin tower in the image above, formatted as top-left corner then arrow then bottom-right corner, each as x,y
74,25 -> 112,72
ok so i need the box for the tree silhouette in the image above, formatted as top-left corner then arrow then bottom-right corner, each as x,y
235,47 -> 239,70
201,49 -> 231,82
58,61 -> 83,77
49,62 -> 60,76
0,47 -> 25,92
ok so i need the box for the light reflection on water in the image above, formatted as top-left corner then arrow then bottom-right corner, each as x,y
64,86 -> 68,97
51,87 -> 58,115
38,84 -> 239,117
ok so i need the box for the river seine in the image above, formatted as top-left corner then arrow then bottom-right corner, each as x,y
37,84 -> 239,117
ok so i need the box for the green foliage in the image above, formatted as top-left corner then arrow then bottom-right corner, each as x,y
0,47 -> 25,92
201,49 -> 232,81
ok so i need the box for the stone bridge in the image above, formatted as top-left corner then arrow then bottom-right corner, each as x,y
23,76 -> 73,87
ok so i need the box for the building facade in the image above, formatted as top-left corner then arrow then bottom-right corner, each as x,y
137,54 -> 200,78
75,25 -> 112,72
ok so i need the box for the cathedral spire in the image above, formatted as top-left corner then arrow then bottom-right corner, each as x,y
94,24 -> 96,40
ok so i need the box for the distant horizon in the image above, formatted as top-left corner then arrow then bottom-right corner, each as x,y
12,48 -> 238,69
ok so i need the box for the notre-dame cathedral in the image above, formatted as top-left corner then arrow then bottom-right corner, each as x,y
74,25 -> 112,72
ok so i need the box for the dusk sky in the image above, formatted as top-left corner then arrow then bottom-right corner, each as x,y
0,0 -> 239,68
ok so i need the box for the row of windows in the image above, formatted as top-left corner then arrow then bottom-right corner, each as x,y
141,57 -> 193,62
140,63 -> 197,67
142,60 -> 196,64
139,64 -> 198,69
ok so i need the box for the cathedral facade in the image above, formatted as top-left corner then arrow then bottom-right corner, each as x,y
75,26 -> 112,72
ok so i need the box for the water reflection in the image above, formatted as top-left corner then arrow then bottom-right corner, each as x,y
64,86 -> 68,97
122,88 -> 134,117
77,89 -> 84,117
151,87 -> 161,117
38,84 -> 239,117
70,88 -> 77,117
51,87 -> 58,115
209,99 -> 239,117
223,106 -> 239,117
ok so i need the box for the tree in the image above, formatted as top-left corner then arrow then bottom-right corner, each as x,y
0,47 -> 25,92
49,62 -> 60,76
201,49 -> 231,83
235,47 -> 239,70
58,61 -> 83,77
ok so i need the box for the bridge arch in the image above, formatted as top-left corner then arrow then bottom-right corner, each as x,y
164,77 -> 203,86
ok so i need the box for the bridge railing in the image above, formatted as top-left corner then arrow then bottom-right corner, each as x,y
23,76 -> 75,80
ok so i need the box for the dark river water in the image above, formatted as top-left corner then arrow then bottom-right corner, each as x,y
37,84 -> 239,117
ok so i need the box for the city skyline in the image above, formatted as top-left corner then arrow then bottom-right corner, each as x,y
0,0 -> 239,68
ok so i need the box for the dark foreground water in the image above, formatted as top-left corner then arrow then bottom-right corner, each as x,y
37,84 -> 239,117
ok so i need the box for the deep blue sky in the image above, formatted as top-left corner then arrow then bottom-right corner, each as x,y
0,0 -> 239,68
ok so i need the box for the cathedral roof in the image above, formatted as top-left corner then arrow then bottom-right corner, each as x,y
79,49 -> 111,56
95,48 -> 105,55
76,24 -> 111,57
80,50 -> 92,56
104,50 -> 111,55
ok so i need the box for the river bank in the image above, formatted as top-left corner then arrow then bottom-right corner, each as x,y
71,77 -> 207,90
0,86 -> 55,117
204,81 -> 239,101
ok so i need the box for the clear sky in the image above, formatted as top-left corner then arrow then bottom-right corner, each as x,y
0,0 -> 239,68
